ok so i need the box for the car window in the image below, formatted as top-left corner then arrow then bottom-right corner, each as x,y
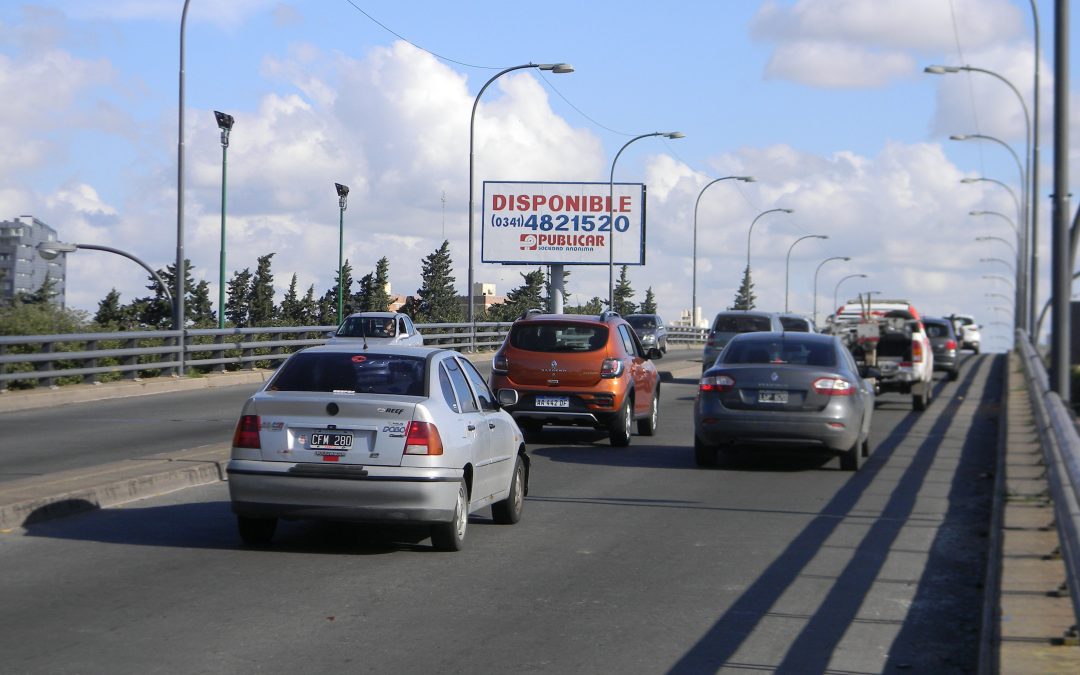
925,322 -> 949,338
269,352 -> 425,395
458,358 -> 499,411
438,364 -> 461,412
509,323 -> 608,352
404,316 -> 416,334
713,314 -> 774,333
722,339 -> 836,367
626,315 -> 657,330
618,324 -> 639,356
398,317 -> 407,335
442,358 -> 479,413
336,316 -> 395,338
779,316 -> 810,332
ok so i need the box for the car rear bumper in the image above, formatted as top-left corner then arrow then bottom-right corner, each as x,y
227,460 -> 462,524
695,409 -> 860,453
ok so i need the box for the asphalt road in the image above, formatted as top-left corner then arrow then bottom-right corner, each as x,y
0,351 -> 997,673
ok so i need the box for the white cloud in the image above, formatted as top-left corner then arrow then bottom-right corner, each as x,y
764,42 -> 914,88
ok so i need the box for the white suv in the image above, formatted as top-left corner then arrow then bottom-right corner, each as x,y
949,314 -> 981,354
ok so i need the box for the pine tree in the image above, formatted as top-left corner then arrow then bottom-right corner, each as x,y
323,260 -> 355,323
354,272 -> 375,312
640,287 -> 658,314
414,240 -> 461,323
248,253 -> 276,326
188,280 -> 216,326
17,274 -> 60,305
370,256 -> 392,312
226,268 -> 253,327
732,266 -> 756,310
490,269 -> 546,321
94,289 -> 124,326
565,296 -> 605,315
300,284 -> 318,326
613,265 -> 636,316
280,274 -> 302,325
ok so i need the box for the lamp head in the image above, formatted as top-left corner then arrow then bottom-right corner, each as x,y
737,176 -> 756,182
950,134 -> 969,141
924,65 -> 960,74
780,208 -> 794,214
214,110 -> 234,131
335,183 -> 350,198
36,241 -> 78,260
664,131 -> 685,139
815,235 -> 828,240
538,63 -> 574,74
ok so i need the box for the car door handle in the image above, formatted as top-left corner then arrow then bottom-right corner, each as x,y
467,423 -> 476,431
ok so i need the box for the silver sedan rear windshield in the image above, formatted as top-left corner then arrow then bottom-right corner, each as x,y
509,324 -> 608,352
269,352 -> 426,395
722,338 -> 836,367
713,315 -> 773,332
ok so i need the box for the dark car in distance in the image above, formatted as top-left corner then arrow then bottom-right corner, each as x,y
625,313 -> 668,355
923,316 -> 960,381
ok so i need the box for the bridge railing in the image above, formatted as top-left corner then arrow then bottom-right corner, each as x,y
0,320 -> 707,392
1016,329 -> 1080,634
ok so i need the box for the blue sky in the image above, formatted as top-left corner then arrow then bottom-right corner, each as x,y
1,0 -> 1074,351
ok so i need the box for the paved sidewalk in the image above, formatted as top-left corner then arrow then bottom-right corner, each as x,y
994,352 -> 1080,673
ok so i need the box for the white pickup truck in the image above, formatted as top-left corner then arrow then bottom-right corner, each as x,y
830,298 -> 935,411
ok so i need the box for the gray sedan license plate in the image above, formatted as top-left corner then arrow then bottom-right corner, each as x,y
535,396 -> 569,408
310,431 -> 354,450
758,390 -> 789,404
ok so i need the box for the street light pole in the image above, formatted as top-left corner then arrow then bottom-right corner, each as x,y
812,256 -> 850,329
214,110 -> 234,329
468,62 -> 573,348
335,183 -> 349,326
37,242 -> 174,308
962,178 -> 1023,242
607,131 -> 684,310
784,234 -> 827,312
176,0 -> 192,375
746,208 -> 794,273
691,175 -> 754,327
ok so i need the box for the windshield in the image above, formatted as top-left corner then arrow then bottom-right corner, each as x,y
270,352 -> 425,395
779,316 -> 810,332
626,316 -> 657,330
337,316 -> 397,338
509,323 -> 608,352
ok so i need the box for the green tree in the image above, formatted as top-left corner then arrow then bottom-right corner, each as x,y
370,256 -> 392,312
565,296 -> 605,315
248,253 -> 276,326
280,274 -> 303,325
17,274 -> 60,305
188,280 -> 216,326
732,266 -> 756,310
489,269 -> 546,321
640,287 -> 658,314
322,260 -> 355,323
225,268 -> 253,327
613,265 -> 636,316
300,284 -> 318,325
94,289 -> 125,326
414,240 -> 461,323
0,298 -> 88,335
354,271 -> 375,312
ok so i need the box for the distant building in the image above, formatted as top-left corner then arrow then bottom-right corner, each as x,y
460,281 -> 505,315
0,216 -> 66,307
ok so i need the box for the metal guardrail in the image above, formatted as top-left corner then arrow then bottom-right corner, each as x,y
1016,329 -> 1080,636
0,322 -> 708,391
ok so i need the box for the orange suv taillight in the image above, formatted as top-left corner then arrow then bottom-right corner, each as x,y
492,353 -> 508,374
404,421 -> 444,455
601,357 -> 623,378
233,415 -> 261,448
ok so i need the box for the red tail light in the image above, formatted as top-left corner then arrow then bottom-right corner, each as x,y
404,421 -> 444,455
812,377 -> 854,396
945,339 -> 957,350
492,353 -> 508,374
700,374 -> 735,393
601,357 -> 624,378
912,339 -> 924,363
233,415 -> 261,448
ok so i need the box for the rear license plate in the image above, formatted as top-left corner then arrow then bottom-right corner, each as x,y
535,396 -> 570,408
310,431 -> 354,450
758,390 -> 789,404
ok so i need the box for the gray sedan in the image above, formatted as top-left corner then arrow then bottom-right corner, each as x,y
227,344 -> 527,551
694,332 -> 874,471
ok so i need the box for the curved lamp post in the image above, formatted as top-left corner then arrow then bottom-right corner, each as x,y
832,273 -> 868,323
214,110 -> 234,329
962,177 -> 1023,237
691,175 -> 754,327
980,256 -> 1016,276
982,274 -> 1015,288
969,209 -> 1020,244
746,208 -> 794,273
37,242 -> 174,307
812,256 -> 850,329
784,234 -> 827,312
986,292 -> 1014,305
975,235 -> 1017,259
335,182 -> 349,326
468,62 -> 573,348
608,131 -> 685,309
176,0 -> 192,374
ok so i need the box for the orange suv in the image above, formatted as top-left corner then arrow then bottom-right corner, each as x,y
488,311 -> 661,446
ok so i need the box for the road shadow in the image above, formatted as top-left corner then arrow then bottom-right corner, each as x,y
667,354 -> 999,674
20,497 -> 500,555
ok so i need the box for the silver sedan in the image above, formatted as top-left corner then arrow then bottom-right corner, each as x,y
227,344 -> 527,550
693,332 -> 874,471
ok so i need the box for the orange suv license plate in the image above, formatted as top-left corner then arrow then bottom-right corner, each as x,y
535,396 -> 569,408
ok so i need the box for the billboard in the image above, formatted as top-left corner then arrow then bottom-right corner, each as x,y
481,181 -> 646,265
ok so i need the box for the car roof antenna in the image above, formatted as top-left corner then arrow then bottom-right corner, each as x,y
360,316 -> 369,351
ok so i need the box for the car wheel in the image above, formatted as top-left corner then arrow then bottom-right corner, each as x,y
431,482 -> 468,551
637,390 -> 659,436
661,338 -> 667,354
609,398 -> 632,447
861,436 -> 871,458
840,440 -> 861,471
237,516 -> 277,547
948,368 -> 959,382
491,456 -> 525,525
913,386 -> 928,411
973,345 -> 980,354
694,435 -> 718,467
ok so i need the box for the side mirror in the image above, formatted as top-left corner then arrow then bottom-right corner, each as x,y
648,347 -> 663,360
326,331 -> 337,340
497,389 -> 519,407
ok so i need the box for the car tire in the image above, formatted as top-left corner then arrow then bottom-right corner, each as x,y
431,481 -> 468,551
637,390 -> 659,436
491,456 -> 525,525
948,368 -> 959,382
913,386 -> 928,411
861,436 -> 871,458
609,398 -> 633,447
694,435 -> 718,467
840,440 -> 861,471
237,516 -> 277,547
973,345 -> 980,354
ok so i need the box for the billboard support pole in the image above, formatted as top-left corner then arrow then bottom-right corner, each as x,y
551,263 -> 564,313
